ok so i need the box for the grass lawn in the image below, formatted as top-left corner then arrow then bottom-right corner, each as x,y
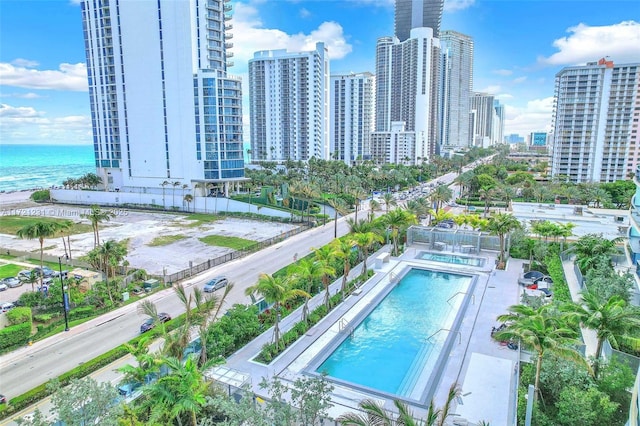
182,213 -> 223,227
199,235 -> 256,250
0,264 -> 21,279
0,216 -> 93,236
148,234 -> 187,246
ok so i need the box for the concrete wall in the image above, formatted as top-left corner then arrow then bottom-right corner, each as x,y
50,189 -> 291,219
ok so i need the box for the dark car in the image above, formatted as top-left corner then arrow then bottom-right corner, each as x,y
518,270 -> 544,286
0,394 -> 6,404
32,267 -> 55,278
139,312 -> 171,333
2,277 -> 22,288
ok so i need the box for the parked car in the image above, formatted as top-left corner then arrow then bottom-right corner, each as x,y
0,394 -> 6,404
118,381 -> 142,398
139,312 -> 171,333
4,277 -> 23,288
203,276 -> 228,293
517,270 -> 544,286
534,276 -> 554,286
1,302 -> 15,313
17,270 -> 33,281
32,267 -> 55,278
131,286 -> 144,296
0,282 -> 7,292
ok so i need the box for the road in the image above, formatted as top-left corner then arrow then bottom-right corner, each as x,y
0,212 -> 356,399
0,158 -> 491,403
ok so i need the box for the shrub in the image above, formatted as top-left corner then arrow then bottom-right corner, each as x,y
30,190 -> 50,202
546,255 -> 571,303
6,307 -> 31,325
68,306 -> 95,321
0,322 -> 32,350
34,313 -> 54,323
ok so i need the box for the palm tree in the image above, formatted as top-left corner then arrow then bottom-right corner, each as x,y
81,205 -> 116,247
571,234 -> 622,273
495,304 -> 586,401
486,212 -> 521,265
330,238 -> 355,302
562,290 -> 640,378
382,208 -> 417,256
368,199 -> 381,221
146,355 -> 213,426
16,221 -> 63,287
160,180 -> 170,209
313,245 -> 337,309
172,181 -> 181,209
291,258 -> 329,323
350,187 -> 369,223
174,283 -> 231,365
478,188 -> 496,217
25,271 -> 39,292
350,231 -> 384,279
337,382 -> 461,426
244,273 -> 309,349
58,219 -> 74,260
430,185 -> 452,212
328,197 -> 348,238
382,192 -> 396,213
184,194 -> 193,212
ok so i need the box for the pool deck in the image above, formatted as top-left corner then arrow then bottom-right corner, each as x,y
215,244 -> 524,425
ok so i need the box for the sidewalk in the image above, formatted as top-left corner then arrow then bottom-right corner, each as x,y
561,258 -> 598,358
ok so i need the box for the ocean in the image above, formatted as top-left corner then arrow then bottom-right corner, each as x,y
0,144 -> 96,193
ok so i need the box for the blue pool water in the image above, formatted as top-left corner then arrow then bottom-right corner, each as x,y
417,251 -> 485,267
316,268 -> 473,397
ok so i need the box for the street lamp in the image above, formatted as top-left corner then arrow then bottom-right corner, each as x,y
58,257 -> 70,331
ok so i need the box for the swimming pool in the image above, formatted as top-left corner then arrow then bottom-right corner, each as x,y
417,251 -> 485,267
314,268 -> 474,401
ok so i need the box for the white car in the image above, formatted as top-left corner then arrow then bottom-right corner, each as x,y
0,282 -> 7,292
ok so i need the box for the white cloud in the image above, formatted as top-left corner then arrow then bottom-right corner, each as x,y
445,0 -> 475,12
0,62 -> 88,91
503,97 -> 554,136
11,58 -> 39,68
231,2 -> 352,69
0,103 -> 91,143
540,21 -> 640,66
0,92 -> 44,99
493,69 -> 513,76
512,76 -> 527,84
477,85 -> 501,95
299,8 -> 311,18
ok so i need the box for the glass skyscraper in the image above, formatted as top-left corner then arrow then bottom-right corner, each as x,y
394,0 -> 445,41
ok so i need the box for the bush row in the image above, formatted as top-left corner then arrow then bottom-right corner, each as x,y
545,254 -> 571,303
0,322 -> 32,350
6,307 -> 31,326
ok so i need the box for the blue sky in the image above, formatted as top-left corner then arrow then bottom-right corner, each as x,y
1,0 -> 639,145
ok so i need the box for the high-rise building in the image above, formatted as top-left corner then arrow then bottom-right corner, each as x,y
493,100 -> 505,146
395,0 -> 445,41
330,73 -> 375,165
530,132 -> 547,146
372,28 -> 441,165
248,43 -> 330,162
469,92 -> 495,147
439,30 -> 474,152
551,58 -> 639,183
80,0 -> 244,194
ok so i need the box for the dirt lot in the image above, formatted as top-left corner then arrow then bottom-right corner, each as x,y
0,192 -> 298,275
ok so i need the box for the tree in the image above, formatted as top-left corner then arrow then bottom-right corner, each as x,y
172,181 -> 181,209
330,238 -> 355,302
184,194 -> 193,212
382,208 -> 417,256
84,240 -> 128,305
313,245 -> 337,309
337,382 -> 462,426
16,221 -> 63,287
350,231 -> 384,279
495,304 -> 586,401
562,290 -> 640,378
160,180 -> 170,209
382,192 -> 397,213
571,234 -> 622,273
145,355 -> 212,426
368,199 -> 381,221
350,187 -> 369,223
81,205 -> 116,248
487,212 -> 521,265
328,197 -> 348,238
430,184 -> 452,212
48,377 -> 123,426
244,273 -> 309,350
291,258 -> 329,323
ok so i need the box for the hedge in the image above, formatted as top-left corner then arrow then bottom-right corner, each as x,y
546,254 -> 571,303
6,307 -> 31,325
0,322 -> 32,350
